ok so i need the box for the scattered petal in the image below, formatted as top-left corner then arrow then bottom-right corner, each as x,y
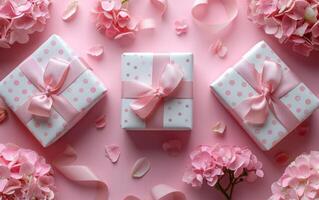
62,0 -> 79,21
151,184 -> 186,200
211,121 -> 226,135
162,139 -> 182,156
131,157 -> 151,179
105,145 -> 120,164
0,98 -> 8,124
174,20 -> 188,36
209,40 -> 228,58
87,45 -> 104,57
123,195 -> 141,200
150,0 -> 168,17
114,32 -> 136,46
275,152 -> 290,166
95,114 -> 106,129
63,145 -> 77,157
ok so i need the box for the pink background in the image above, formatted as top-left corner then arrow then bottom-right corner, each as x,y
1,0 -> 319,199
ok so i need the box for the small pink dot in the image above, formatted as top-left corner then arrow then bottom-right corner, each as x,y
178,112 -> 182,116
37,57 -> 42,62
294,96 -> 301,101
51,40 -> 56,46
261,139 -> 267,144
22,89 -> 28,95
124,108 -> 128,112
83,79 -> 89,84
248,92 -> 253,97
255,129 -> 260,134
73,97 -> 78,102
14,97 -> 19,102
79,88 -> 84,93
44,132 -> 48,137
225,90 -> 231,96
229,80 -> 235,86
14,80 -> 20,86
299,85 -> 305,92
241,82 -> 247,87
237,92 -> 242,97
168,118 -> 172,122
218,82 -> 223,87
58,49 -> 64,55
35,122 -> 40,128
305,99 -> 311,105
134,76 -> 139,80
271,120 -> 277,125
86,97 -> 92,103
256,54 -> 262,59
8,88 -> 12,93
126,62 -> 130,66
47,123 -> 52,128
287,103 -> 292,108
296,108 -> 301,113
90,87 -> 96,93
44,49 -> 49,54
267,130 -> 273,135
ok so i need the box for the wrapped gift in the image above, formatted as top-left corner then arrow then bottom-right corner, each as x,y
0,35 -> 107,147
210,41 -> 319,151
121,53 -> 193,130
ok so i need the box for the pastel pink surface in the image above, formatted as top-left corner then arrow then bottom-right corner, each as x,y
1,1 -> 319,200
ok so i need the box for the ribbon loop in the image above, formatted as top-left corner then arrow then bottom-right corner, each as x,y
27,58 -> 70,118
130,63 -> 184,120
235,60 -> 300,130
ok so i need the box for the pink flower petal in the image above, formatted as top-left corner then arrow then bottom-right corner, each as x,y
63,145 -> 77,157
209,40 -> 228,58
62,0 -> 79,21
123,195 -> 141,200
150,0 -> 168,16
151,184 -> 186,200
87,44 -> 104,57
212,121 -> 226,135
105,145 -> 120,164
275,152 -> 290,166
114,32 -> 136,46
131,157 -> 151,178
95,114 -> 106,129
162,139 -> 182,156
282,15 -> 297,37
174,19 -> 188,36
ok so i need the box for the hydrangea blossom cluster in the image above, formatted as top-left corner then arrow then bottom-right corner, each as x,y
269,151 -> 319,200
0,0 -> 51,48
92,0 -> 137,41
0,144 -> 55,199
248,0 -> 319,56
183,144 -> 264,200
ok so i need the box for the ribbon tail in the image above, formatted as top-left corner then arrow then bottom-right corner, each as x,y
236,95 -> 269,125
130,94 -> 161,119
28,95 -> 53,118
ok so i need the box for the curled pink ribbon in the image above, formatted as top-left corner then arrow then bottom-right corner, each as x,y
192,0 -> 238,33
150,0 -> 167,17
54,146 -> 108,200
130,63 -> 184,119
27,58 -> 70,118
235,60 -> 300,130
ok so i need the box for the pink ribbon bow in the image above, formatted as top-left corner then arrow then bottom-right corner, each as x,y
235,60 -> 300,130
130,63 -> 184,119
27,58 -> 70,118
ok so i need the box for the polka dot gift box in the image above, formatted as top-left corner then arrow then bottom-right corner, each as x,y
211,41 -> 319,151
0,35 -> 107,147
121,53 -> 193,130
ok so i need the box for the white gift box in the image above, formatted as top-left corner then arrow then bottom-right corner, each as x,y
211,41 -> 319,150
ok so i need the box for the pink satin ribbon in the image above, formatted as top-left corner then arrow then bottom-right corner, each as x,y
16,57 -> 87,123
130,63 -> 184,119
54,146 -> 108,200
235,60 -> 300,131
192,0 -> 238,33
122,55 -> 192,128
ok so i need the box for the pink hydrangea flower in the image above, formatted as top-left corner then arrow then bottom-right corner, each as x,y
92,0 -> 137,41
0,144 -> 55,199
183,144 -> 264,200
0,0 -> 51,48
269,151 -> 319,200
248,0 -> 319,56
